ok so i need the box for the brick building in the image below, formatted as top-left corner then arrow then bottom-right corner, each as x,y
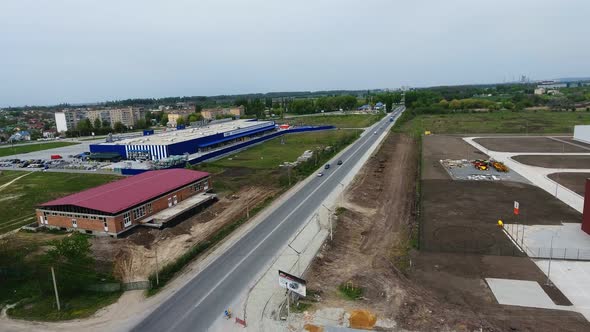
36,169 -> 214,237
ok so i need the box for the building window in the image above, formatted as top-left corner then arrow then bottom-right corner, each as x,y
168,197 -> 172,207
173,195 -> 178,205
72,219 -> 77,228
104,221 -> 108,232
123,212 -> 131,227
147,203 -> 152,214
133,205 -> 146,220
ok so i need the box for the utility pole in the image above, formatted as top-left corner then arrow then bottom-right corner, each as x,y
546,233 -> 556,286
155,246 -> 160,285
51,267 -> 61,311
288,244 -> 301,276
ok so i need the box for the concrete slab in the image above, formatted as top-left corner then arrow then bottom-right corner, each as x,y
505,223 -> 590,260
534,260 -> 590,320
485,278 -> 569,311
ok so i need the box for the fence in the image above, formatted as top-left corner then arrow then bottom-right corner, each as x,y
523,246 -> 590,261
87,280 -> 151,292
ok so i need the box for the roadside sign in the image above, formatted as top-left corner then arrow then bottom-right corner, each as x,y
514,201 -> 520,216
279,270 -> 306,297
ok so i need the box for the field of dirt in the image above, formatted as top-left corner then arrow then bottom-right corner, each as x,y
548,172 -> 590,196
305,133 -> 589,332
91,186 -> 277,282
513,155 -> 590,169
422,135 -> 488,180
475,137 -> 590,153
306,133 -> 419,322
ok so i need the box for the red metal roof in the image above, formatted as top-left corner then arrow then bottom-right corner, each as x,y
40,169 -> 210,214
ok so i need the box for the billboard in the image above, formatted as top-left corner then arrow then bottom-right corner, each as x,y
278,270 -> 306,297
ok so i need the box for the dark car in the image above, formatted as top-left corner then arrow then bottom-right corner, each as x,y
337,160 -> 343,165
324,164 -> 330,170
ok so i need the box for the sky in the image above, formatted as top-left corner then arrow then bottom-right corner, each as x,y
1,0 -> 589,106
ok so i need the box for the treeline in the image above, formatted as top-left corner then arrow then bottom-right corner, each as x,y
283,93 -> 402,115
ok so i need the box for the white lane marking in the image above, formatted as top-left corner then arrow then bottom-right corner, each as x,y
165,110 -> 403,331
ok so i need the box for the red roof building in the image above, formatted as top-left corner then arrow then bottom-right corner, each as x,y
36,169 -> 214,237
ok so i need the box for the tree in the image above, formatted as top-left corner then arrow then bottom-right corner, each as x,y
44,234 -> 96,295
188,113 -> 203,122
176,117 -> 186,126
160,116 -> 169,126
113,121 -> 125,133
102,119 -> 111,129
93,118 -> 102,132
135,118 -> 148,129
76,118 -> 92,136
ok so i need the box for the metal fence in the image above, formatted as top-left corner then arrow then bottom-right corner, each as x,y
523,246 -> 590,261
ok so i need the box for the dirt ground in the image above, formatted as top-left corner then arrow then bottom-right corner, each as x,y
475,137 -> 590,153
306,133 -> 419,322
91,186 -> 277,282
306,133 -> 590,332
422,135 -> 488,180
513,155 -> 590,169
548,172 -> 590,196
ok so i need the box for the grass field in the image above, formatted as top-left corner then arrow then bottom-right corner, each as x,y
0,171 -> 120,234
282,114 -> 384,128
394,110 -> 590,136
0,141 -> 79,158
197,129 -> 361,193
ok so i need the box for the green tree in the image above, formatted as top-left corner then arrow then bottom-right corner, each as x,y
102,119 -> 111,129
93,118 -> 102,132
113,121 -> 125,133
135,118 -> 148,129
44,235 -> 96,295
176,117 -> 186,126
76,118 -> 93,136
188,113 -> 203,122
160,116 -> 169,126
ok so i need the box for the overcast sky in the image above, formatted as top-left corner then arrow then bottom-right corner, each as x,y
1,0 -> 589,106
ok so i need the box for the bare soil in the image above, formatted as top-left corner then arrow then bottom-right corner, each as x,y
422,135 -> 488,180
91,186 -> 277,282
513,155 -> 590,169
305,133 -> 590,332
548,172 -> 590,196
475,137 -> 590,153
306,133 -> 419,320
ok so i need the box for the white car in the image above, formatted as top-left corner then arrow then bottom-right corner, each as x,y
317,172 -> 324,177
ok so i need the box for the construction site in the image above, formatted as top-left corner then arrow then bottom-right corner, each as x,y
300,133 -> 590,331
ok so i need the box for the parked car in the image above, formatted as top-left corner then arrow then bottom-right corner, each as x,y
337,160 -> 343,165
317,172 -> 324,177
324,164 -> 330,170
50,154 -> 62,160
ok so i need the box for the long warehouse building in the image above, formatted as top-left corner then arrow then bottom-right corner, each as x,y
36,169 -> 214,237
90,119 -> 276,161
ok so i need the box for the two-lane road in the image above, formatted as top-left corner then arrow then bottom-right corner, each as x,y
133,107 -> 405,332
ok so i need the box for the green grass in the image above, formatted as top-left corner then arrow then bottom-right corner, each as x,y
0,171 -> 120,234
197,130 -> 361,193
338,283 -> 363,301
7,291 -> 122,321
282,114 -> 385,128
212,130 -> 360,169
394,110 -> 590,136
0,142 -> 79,157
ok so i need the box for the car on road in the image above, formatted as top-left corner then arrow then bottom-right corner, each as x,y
324,164 -> 330,169
317,172 -> 324,177
337,160 -> 343,165
374,131 -> 378,135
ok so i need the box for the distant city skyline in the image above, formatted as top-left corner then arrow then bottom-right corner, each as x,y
1,0 -> 589,107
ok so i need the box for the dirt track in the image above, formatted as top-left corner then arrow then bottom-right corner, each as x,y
475,137 -> 590,153
513,155 -> 590,168
548,172 -> 590,196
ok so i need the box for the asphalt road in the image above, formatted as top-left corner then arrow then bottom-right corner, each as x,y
132,107 -> 405,332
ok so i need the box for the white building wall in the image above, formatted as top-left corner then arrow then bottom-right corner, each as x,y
55,112 -> 68,133
573,125 -> 590,144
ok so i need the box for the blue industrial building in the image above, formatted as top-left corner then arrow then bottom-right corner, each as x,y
90,119 -> 276,161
